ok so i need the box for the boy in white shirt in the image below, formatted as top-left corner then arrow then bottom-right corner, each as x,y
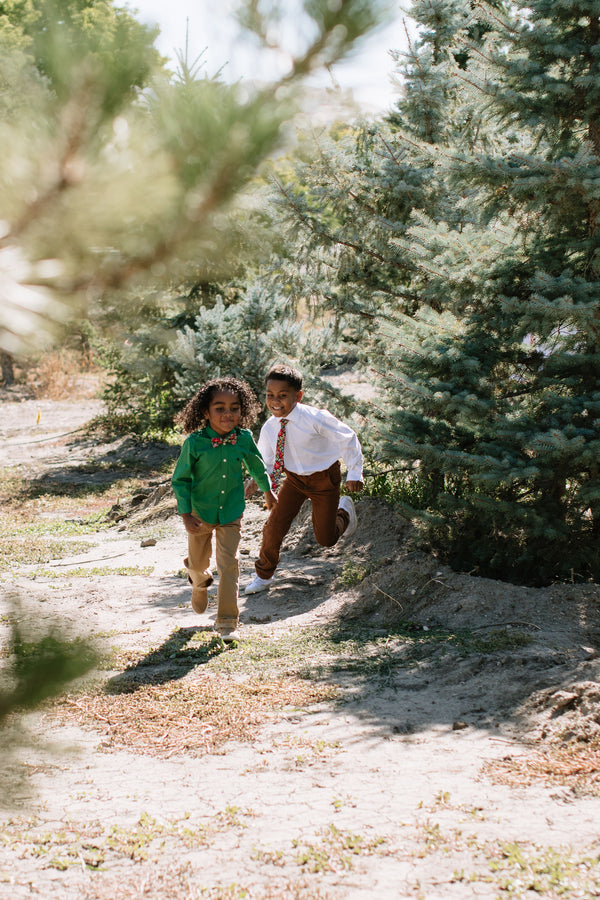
244,364 -> 364,594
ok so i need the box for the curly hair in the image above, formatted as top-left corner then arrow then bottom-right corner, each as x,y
174,377 -> 261,434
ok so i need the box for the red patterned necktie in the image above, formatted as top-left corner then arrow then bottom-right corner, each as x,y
271,418 -> 288,489
211,431 -> 238,447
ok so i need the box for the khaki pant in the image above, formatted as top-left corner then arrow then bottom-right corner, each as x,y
255,461 -> 349,580
185,516 -> 241,629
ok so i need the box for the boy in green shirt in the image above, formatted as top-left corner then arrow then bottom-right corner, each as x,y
172,377 -> 277,640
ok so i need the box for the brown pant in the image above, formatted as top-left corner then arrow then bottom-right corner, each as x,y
185,516 -> 241,629
255,462 -> 349,580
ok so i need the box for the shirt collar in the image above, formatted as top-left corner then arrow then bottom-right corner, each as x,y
273,403 -> 302,424
204,425 -> 238,439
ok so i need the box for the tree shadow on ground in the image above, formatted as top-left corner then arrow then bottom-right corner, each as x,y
16,435 -> 178,499
104,625 -> 233,694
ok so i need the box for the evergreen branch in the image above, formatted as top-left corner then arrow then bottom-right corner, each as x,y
321,293 -> 376,319
468,3 -> 516,36
2,80 -> 94,246
89,156 -> 246,291
376,135 -> 415,201
454,71 -> 498,99
403,19 -> 423,78
386,128 -> 464,165
310,130 -> 379,215
317,257 -> 421,306
271,175 -> 418,276
369,283 -> 421,305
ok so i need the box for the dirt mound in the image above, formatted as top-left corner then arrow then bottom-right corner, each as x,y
273,495 -> 600,749
108,479 -> 177,525
518,678 -> 600,745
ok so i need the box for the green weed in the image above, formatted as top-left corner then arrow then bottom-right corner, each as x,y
485,842 -> 600,896
292,824 -> 387,873
337,559 -> 372,587
0,807 -> 251,871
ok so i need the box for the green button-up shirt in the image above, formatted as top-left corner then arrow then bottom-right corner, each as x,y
171,426 -> 271,525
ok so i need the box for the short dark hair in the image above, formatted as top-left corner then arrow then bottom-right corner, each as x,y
265,364 -> 303,391
175,377 -> 261,434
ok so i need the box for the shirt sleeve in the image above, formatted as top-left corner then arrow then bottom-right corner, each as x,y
317,410 -> 364,482
171,437 -> 194,514
243,433 -> 272,492
257,420 -> 276,476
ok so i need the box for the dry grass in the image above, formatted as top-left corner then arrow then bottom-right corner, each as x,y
25,350 -> 103,401
78,862 -> 338,900
49,675 -> 337,758
484,744 -> 600,794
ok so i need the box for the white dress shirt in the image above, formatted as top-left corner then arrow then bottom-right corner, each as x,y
257,403 -> 364,482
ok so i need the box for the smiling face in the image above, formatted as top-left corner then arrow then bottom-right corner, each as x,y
206,390 -> 242,435
265,378 -> 303,418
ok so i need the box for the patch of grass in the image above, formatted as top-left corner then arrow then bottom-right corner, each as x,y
0,538 -> 91,572
483,842 -> 600,897
293,825 -> 386,873
0,808 -> 252,872
96,622 -> 535,711
271,735 -> 343,770
113,628 -> 231,674
0,516 -> 105,572
447,627 -> 533,655
410,820 -> 600,897
253,824 -> 387,875
151,623 -> 532,686
31,565 -> 154,578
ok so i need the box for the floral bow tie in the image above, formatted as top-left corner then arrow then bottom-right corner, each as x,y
211,431 -> 238,448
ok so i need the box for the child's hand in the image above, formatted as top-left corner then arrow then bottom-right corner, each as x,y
181,513 -> 202,534
345,480 -> 364,493
264,489 -> 278,510
244,478 -> 258,499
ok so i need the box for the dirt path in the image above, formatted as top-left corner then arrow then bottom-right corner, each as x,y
1,397 -> 600,899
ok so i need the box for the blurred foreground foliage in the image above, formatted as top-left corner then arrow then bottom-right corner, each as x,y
0,0 -> 391,356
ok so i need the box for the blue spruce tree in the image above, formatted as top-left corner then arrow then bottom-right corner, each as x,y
378,0 -> 600,584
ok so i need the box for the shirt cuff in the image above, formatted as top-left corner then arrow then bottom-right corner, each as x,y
346,468 -> 363,482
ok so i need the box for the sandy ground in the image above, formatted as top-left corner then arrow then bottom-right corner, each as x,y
1,396 -> 600,899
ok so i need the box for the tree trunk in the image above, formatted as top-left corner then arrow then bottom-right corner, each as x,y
0,351 -> 15,386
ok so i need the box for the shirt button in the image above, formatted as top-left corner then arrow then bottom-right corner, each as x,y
222,474 -> 226,478
221,490 -> 225,494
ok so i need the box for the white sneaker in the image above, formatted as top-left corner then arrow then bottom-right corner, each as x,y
338,495 -> 358,538
244,574 -> 273,594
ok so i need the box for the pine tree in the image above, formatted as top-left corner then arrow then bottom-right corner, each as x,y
376,1 -> 600,584
266,0 -> 503,357
266,1 -> 504,467
264,0 -> 600,585
102,275 -> 351,432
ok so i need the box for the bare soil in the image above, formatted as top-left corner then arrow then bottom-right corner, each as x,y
1,393 -> 600,899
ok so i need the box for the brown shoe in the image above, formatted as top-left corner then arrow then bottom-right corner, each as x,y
191,588 -> 208,614
216,628 -> 240,643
